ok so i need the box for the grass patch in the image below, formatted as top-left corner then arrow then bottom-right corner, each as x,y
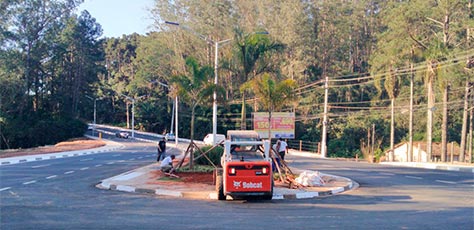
158,176 -> 182,182
176,164 -> 216,173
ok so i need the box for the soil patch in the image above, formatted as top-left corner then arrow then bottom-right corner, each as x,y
175,172 -> 214,184
149,170 -> 214,185
0,137 -> 106,158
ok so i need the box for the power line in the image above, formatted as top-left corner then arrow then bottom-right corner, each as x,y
295,51 -> 473,93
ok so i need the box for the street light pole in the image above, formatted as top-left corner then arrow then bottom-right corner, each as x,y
93,98 -> 96,134
212,39 -> 232,145
213,41 -> 218,145
132,99 -> 135,138
121,94 -> 136,138
175,96 -> 179,147
154,81 -> 179,146
85,95 -> 98,137
165,20 -> 231,145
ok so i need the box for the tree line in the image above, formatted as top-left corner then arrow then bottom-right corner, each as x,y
1,0 -> 473,163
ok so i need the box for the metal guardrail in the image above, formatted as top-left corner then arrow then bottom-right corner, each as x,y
287,139 -> 320,154
90,124 -> 320,153
89,124 -> 198,144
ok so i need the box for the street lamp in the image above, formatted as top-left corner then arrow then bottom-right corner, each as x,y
85,95 -> 100,137
121,94 -> 136,138
152,80 -> 179,147
165,21 -> 232,145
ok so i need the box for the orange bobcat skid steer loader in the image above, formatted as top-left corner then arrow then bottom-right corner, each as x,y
215,140 -> 273,200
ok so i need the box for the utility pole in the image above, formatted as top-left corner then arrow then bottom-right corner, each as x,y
408,61 -> 414,162
390,97 -> 395,162
427,71 -> 435,162
441,84 -> 449,162
372,124 -> 375,160
469,83 -> 473,163
321,75 -> 329,158
460,80 -> 470,162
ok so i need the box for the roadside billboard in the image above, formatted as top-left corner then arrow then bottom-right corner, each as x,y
252,112 -> 295,139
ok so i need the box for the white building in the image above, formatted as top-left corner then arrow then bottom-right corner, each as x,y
390,141 -> 460,162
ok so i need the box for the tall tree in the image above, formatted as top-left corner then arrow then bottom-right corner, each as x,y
2,0 -> 83,114
52,10 -> 103,117
227,30 -> 285,129
245,73 -> 297,140
171,57 -> 219,168
371,0 -> 473,162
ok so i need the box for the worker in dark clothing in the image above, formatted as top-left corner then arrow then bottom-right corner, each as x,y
157,137 -> 166,161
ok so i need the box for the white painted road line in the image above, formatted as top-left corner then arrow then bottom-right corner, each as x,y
64,171 -> 74,175
31,164 -> 50,169
405,176 -> 423,180
23,180 -> 37,185
80,158 -> 94,162
46,175 -> 57,179
355,169 -> 370,172
380,173 -> 396,176
436,180 -> 457,184
80,167 -> 89,171
0,187 -> 12,192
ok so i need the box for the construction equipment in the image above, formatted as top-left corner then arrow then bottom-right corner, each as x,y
215,131 -> 273,200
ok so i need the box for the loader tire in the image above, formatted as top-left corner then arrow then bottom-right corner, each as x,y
216,175 -> 225,200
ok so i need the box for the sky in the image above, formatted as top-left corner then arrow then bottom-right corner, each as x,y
77,0 -> 155,38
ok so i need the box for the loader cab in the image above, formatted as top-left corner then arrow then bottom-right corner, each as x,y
227,130 -> 261,156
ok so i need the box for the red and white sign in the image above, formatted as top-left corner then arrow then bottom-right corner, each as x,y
253,112 -> 295,139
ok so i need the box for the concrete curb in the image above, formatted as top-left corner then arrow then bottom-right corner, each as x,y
96,170 -> 357,200
288,150 -> 474,174
380,162 -> 474,174
0,136 -> 124,166
96,144 -> 358,200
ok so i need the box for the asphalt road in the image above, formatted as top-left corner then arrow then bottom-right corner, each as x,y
1,135 -> 473,230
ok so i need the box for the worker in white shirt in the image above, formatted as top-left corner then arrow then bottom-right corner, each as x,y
160,155 -> 176,173
276,138 -> 288,161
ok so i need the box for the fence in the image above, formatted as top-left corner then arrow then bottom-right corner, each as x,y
287,139 -> 320,154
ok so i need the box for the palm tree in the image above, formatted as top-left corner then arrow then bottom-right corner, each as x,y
171,57 -> 219,168
224,29 -> 285,129
245,73 -> 297,140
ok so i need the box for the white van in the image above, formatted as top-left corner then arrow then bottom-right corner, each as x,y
203,133 -> 226,145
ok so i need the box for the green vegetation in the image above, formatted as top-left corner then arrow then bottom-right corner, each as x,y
2,112 -> 86,149
157,176 -> 182,182
176,165 -> 216,173
1,1 -> 473,163
194,145 -> 224,167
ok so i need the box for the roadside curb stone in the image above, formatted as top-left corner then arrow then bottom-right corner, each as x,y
96,161 -> 357,200
0,136 -> 124,166
380,162 -> 474,174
